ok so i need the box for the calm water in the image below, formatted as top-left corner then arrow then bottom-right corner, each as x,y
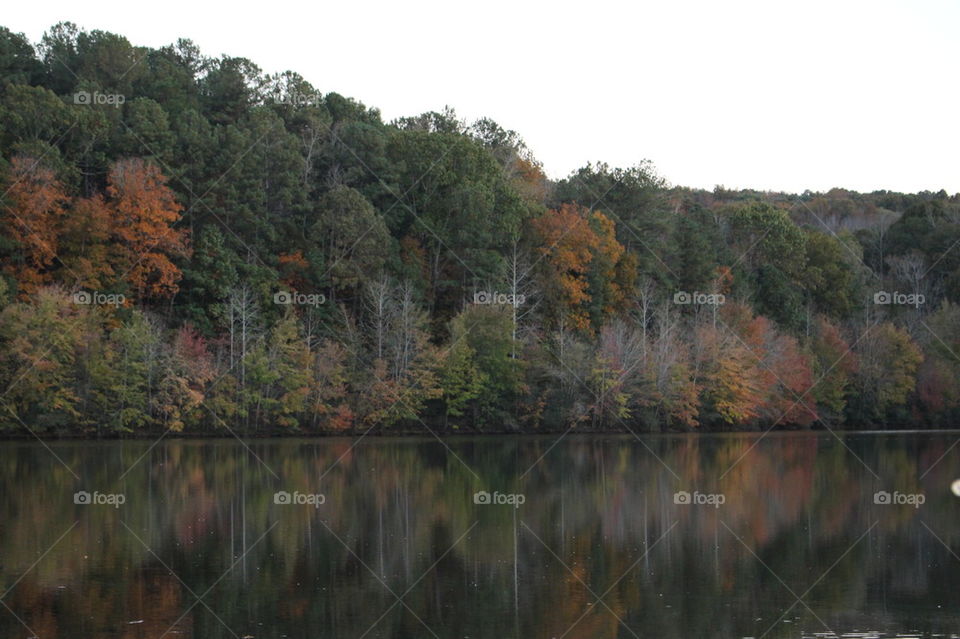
1,432 -> 959,638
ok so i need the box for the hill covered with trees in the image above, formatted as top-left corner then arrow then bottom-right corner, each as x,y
1,23 -> 959,436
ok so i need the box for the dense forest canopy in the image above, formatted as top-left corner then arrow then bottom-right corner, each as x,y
1,23 -> 959,436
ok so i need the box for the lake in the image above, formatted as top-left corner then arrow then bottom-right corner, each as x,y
0,431 -> 958,638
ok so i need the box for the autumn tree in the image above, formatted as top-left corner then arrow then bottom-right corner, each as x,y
106,158 -> 190,299
586,211 -> 636,327
309,338 -> 353,431
693,321 -> 763,427
57,193 -> 115,290
589,320 -> 640,428
358,277 -> 441,427
0,156 -> 68,294
849,322 -> 923,424
553,162 -> 668,267
635,302 -> 700,429
0,287 -> 84,431
532,203 -> 597,331
154,324 -> 216,432
809,316 -> 858,425
742,314 -> 818,427
532,204 -> 633,332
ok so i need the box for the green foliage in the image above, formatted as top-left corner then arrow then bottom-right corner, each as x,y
447,305 -> 519,425
91,312 -> 159,434
729,202 -> 808,329
849,322 -> 923,424
309,185 -> 392,294
0,27 -> 43,86
0,287 -> 82,431
265,310 -> 312,429
803,230 -> 861,319
672,203 -> 724,294
439,336 -> 485,424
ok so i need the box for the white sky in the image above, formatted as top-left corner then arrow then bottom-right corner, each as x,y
6,0 -> 960,193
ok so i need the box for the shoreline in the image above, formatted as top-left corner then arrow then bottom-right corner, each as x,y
1,425 -> 956,442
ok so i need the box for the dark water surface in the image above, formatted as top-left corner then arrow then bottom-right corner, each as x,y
1,431 -> 959,638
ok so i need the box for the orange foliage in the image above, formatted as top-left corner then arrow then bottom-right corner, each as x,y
532,203 -> 600,330
1,157 -> 190,301
59,193 -> 115,290
278,250 -> 309,290
696,321 -> 763,424
513,156 -> 548,204
532,204 -> 634,331
590,211 -> 632,315
714,264 -> 734,294
744,315 -> 818,426
106,158 -> 190,298
1,156 -> 68,294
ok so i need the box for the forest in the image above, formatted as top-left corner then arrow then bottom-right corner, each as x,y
1,23 -> 959,436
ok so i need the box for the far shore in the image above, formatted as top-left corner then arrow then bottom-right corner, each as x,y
2,425 -> 957,442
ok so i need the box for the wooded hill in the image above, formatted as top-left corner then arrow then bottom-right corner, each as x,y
1,23 -> 959,436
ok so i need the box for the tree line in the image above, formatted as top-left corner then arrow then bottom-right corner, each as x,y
1,23 -> 959,436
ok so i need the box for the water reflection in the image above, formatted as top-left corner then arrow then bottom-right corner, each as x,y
0,432 -> 958,638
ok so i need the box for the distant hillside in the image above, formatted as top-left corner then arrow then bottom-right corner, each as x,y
1,23 -> 959,436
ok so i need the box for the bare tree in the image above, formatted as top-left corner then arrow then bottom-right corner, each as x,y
887,251 -> 926,295
225,284 -> 262,428
633,277 -> 657,367
505,240 -> 540,358
364,275 -> 392,361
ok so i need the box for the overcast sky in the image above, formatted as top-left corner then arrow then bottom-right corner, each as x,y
6,0 -> 959,193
